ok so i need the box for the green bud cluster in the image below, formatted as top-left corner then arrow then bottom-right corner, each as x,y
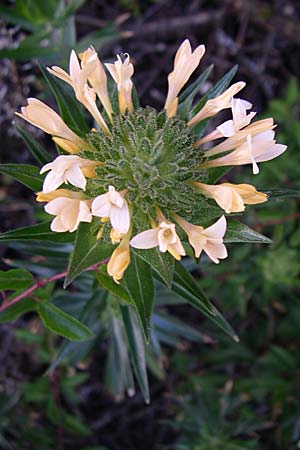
82,107 -> 208,217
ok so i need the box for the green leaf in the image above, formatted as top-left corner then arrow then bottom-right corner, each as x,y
15,124 -> 51,165
96,266 -> 131,304
37,302 -> 94,341
133,247 -> 174,287
0,164 -> 43,190
121,306 -> 150,403
0,221 -> 74,243
122,252 -> 154,342
160,262 -> 238,341
64,221 -> 113,287
225,221 -> 272,244
0,269 -> 33,291
264,189 -> 300,199
39,65 -> 89,134
0,298 -> 36,323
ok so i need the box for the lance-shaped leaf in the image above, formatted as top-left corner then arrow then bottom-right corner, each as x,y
37,302 -> 94,341
0,164 -> 43,191
15,124 -> 51,165
122,252 -> 154,343
64,221 -> 113,287
225,221 -> 272,244
133,247 -> 174,287
0,269 -> 33,290
156,262 -> 238,341
264,189 -> 300,199
121,306 -> 150,403
0,298 -> 36,324
96,266 -> 131,304
0,221 -> 74,243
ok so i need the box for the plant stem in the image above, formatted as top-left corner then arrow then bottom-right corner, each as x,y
0,259 -> 109,314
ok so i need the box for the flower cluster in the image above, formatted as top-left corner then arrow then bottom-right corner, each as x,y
17,41 -> 287,283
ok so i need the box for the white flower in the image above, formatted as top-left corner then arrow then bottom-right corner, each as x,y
48,50 -> 109,133
193,182 -> 268,213
176,215 -> 228,263
45,197 -> 92,233
188,82 -> 246,126
40,155 -> 98,193
130,221 -> 186,261
15,98 -> 86,153
92,186 -> 130,234
105,54 -> 134,114
164,39 -> 205,117
202,131 -> 287,174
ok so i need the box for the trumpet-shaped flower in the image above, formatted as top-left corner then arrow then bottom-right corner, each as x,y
193,182 -> 268,213
40,155 -> 99,193
198,98 -> 256,145
44,196 -> 92,233
176,215 -> 228,263
105,54 -> 134,114
15,98 -> 86,153
130,221 -> 186,260
48,50 -> 109,133
202,131 -> 287,174
79,46 -> 113,120
92,186 -> 130,234
107,237 -> 131,283
164,39 -> 205,117
188,82 -> 246,126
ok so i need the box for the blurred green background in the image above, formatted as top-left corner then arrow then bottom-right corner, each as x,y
0,1 -> 300,449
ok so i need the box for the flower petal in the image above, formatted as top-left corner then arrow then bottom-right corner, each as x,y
130,229 -> 159,249
110,203 -> 130,234
91,193 -> 111,217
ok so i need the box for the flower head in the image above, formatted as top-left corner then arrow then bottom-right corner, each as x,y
176,215 -> 228,263
105,54 -> 134,114
193,182 -> 268,213
40,155 -> 99,193
130,220 -> 186,261
164,39 -> 205,117
92,186 -> 130,234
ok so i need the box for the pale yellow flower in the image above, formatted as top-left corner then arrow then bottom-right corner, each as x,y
164,39 -> 205,118
188,82 -> 246,126
193,182 -> 268,213
110,228 -> 126,244
40,155 -> 99,193
92,186 -> 130,234
16,98 -> 86,153
130,220 -> 186,261
105,54 -> 134,114
197,98 -> 256,145
44,196 -> 92,233
176,215 -> 228,263
201,118 -> 275,156
36,189 -> 83,202
202,131 -> 287,174
48,50 -> 109,133
107,238 -> 131,283
79,46 -> 113,120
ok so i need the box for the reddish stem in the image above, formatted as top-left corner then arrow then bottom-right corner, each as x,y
0,258 -> 109,314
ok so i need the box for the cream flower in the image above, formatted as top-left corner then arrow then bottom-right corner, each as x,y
193,182 -> 268,213
202,131 -> 287,174
198,98 -> 256,145
15,98 -> 86,153
130,221 -> 186,260
107,238 -> 131,284
201,118 -> 275,156
79,46 -> 113,120
105,54 -> 134,114
36,189 -> 83,202
176,215 -> 228,263
188,82 -> 246,126
164,39 -> 205,118
48,50 -> 109,133
92,185 -> 130,234
44,196 -> 92,233
40,155 -> 99,193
